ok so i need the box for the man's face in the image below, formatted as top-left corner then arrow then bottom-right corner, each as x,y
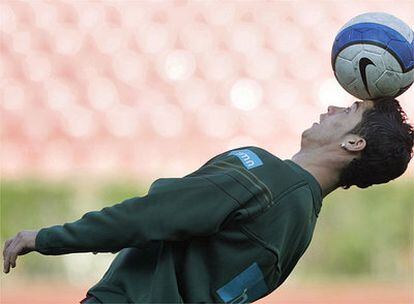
302,100 -> 374,146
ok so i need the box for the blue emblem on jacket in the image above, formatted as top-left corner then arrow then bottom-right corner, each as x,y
228,149 -> 264,170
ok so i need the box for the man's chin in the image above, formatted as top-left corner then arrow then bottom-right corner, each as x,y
301,128 -> 312,139
303,123 -> 319,134
301,124 -> 322,143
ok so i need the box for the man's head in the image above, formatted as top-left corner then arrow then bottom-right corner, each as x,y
338,98 -> 413,188
302,97 -> 414,189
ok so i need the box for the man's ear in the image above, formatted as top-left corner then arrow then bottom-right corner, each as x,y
342,136 -> 366,152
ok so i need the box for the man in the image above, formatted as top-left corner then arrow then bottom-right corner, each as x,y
3,97 -> 413,303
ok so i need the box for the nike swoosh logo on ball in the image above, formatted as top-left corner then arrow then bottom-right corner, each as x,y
359,57 -> 376,97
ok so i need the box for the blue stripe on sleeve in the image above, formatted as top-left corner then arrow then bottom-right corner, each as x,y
216,262 -> 269,303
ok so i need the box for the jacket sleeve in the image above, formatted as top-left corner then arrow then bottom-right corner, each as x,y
35,176 -> 241,255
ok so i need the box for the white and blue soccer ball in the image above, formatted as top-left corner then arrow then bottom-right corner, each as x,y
332,12 -> 414,100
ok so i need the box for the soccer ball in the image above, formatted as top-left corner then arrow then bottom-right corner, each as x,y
331,12 -> 414,100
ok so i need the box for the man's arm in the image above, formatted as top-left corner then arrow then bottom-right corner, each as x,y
3,176 -> 241,270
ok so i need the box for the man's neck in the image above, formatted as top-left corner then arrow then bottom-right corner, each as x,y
291,149 -> 344,198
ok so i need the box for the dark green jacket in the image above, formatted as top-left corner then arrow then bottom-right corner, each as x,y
35,146 -> 323,303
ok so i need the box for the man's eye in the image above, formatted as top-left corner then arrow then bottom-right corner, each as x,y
345,107 -> 351,113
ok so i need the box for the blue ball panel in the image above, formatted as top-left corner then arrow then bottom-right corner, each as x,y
332,22 -> 414,72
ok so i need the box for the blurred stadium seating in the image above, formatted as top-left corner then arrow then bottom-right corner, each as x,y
1,0 -> 413,182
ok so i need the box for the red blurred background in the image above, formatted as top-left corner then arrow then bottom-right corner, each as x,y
1,1 -> 413,303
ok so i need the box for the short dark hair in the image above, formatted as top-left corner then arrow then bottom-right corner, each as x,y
338,98 -> 414,189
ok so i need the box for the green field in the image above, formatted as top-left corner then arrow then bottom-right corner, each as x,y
1,176 -> 413,284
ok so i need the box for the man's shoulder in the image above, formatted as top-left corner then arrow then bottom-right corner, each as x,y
223,145 -> 273,156
203,145 -> 299,188
219,145 -> 284,165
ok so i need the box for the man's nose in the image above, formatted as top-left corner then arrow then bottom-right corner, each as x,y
327,105 -> 341,114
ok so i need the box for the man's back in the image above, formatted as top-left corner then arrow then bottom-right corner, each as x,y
81,147 -> 322,303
